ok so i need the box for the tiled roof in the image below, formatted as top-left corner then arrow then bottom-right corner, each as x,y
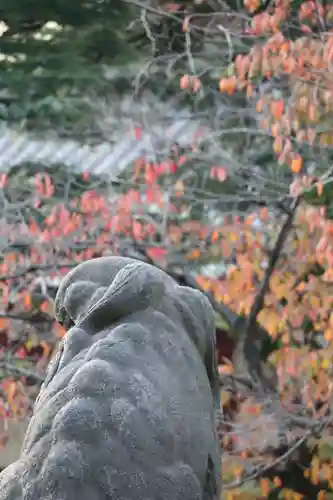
0,117 -> 201,179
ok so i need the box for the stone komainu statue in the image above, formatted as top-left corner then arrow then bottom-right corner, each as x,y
0,257 -> 222,499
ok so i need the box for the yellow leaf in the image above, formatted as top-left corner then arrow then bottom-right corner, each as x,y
221,390 -> 231,406
273,137 -> 283,154
258,309 -> 281,336
320,133 -> 333,146
272,283 -> 290,300
321,358 -> 330,370
324,330 -> 333,342
219,364 -> 233,375
24,338 -> 35,350
310,295 -> 321,309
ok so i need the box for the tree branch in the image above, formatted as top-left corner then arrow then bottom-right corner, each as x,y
0,361 -> 45,383
0,312 -> 53,324
0,262 -> 77,282
224,432 -> 310,490
246,196 -> 300,335
232,197 -> 300,390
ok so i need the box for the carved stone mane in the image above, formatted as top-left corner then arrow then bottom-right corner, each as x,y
0,257 -> 221,500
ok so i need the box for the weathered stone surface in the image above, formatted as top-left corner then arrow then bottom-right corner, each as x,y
0,257 -> 221,500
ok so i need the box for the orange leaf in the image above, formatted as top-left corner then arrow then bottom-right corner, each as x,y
180,75 -> 190,90
291,156 -> 303,173
271,100 -> 284,120
195,275 -> 211,291
260,478 -> 271,496
317,182 -> 324,196
256,98 -> 263,113
219,77 -> 237,95
0,318 -> 8,330
24,294 -> 32,310
211,231 -> 220,243
55,324 -> 66,339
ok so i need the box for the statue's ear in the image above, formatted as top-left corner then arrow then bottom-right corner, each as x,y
78,262 -> 166,333
172,286 -> 215,358
172,286 -> 219,405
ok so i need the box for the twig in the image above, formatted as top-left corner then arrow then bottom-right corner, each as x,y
0,262 -> 77,282
0,312 -> 53,324
224,410 -> 330,490
220,373 -> 257,391
224,431 -> 310,490
0,361 -> 45,383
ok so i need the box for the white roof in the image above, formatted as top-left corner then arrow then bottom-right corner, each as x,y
0,95 -> 204,179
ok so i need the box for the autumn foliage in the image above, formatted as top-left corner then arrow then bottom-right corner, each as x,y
182,0 -> 333,497
1,0 -> 333,498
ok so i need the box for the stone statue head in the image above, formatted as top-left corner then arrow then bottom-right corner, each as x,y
55,256 -> 219,403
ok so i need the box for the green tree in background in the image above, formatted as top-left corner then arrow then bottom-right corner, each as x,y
0,0 -> 139,131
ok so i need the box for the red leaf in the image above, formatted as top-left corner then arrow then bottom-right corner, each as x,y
146,187 -> 163,205
210,167 -> 228,182
145,164 -> 157,185
40,301 -> 49,313
15,347 -> 27,360
134,127 -> 142,140
0,173 -> 7,188
146,247 -> 167,262
132,221 -> 143,240
178,155 -> 187,167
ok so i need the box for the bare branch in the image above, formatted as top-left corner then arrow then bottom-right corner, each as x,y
223,432 -> 310,490
0,262 -> 77,282
0,361 -> 45,383
0,312 -> 53,324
